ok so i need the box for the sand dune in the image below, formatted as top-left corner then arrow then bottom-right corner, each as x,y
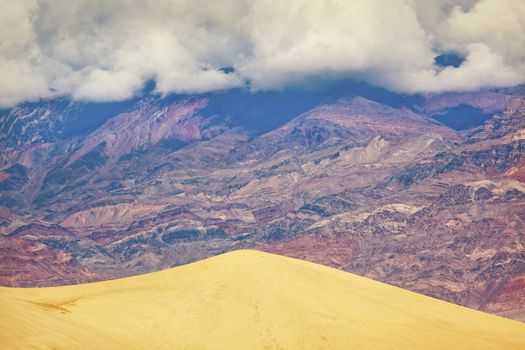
1,249 -> 524,349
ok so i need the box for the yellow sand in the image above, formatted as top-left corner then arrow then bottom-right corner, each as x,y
1,250 -> 524,349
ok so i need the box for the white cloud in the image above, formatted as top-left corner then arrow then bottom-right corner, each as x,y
0,0 -> 524,107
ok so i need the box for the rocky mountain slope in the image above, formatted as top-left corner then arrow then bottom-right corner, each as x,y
0,84 -> 523,321
1,250 -> 524,350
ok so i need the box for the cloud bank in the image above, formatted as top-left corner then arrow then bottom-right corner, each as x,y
0,0 -> 524,107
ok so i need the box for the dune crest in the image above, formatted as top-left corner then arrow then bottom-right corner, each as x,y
1,249 -> 524,349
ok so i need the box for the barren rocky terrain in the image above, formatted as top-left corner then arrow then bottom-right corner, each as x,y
1,84 -> 523,320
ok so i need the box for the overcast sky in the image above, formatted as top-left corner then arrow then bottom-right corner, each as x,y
0,0 -> 524,107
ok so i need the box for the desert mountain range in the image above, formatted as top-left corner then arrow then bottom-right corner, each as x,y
1,82 -> 524,321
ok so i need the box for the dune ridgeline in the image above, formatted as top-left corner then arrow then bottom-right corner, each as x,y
1,250 -> 524,349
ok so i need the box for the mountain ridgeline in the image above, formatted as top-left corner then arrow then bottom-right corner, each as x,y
0,81 -> 524,321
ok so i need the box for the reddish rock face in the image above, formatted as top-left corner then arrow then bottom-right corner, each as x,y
0,89 -> 524,321
506,160 -> 525,183
258,234 -> 357,269
0,236 -> 100,287
65,99 -> 208,167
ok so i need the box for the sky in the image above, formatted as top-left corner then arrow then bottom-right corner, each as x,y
0,0 -> 524,108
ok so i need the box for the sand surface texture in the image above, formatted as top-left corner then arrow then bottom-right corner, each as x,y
1,249 -> 524,349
